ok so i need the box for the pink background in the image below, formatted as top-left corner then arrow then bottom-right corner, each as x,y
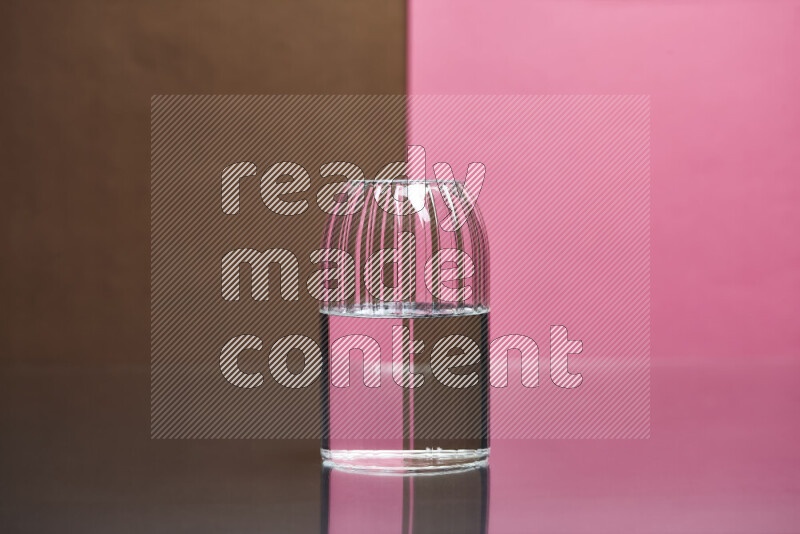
407,95 -> 651,438
409,0 -> 800,532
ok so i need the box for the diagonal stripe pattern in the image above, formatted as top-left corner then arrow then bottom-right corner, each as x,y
151,95 -> 650,439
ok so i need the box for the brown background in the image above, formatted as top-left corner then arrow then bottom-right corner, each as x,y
150,95 -> 406,439
1,1 -> 404,531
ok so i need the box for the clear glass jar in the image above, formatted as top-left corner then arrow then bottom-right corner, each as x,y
319,178 -> 489,472
322,464 -> 489,532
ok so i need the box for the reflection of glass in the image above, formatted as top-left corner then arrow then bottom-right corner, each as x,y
321,465 -> 489,534
319,179 -> 490,472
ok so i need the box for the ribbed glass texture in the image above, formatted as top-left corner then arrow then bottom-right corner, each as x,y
319,179 -> 489,316
319,179 -> 490,472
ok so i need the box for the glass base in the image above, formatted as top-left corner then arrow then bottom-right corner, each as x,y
321,448 -> 489,474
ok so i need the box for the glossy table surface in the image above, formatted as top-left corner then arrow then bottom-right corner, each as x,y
3,357 -> 798,533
